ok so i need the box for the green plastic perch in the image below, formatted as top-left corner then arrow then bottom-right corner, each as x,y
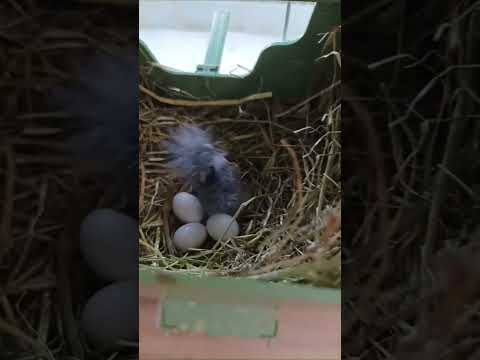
196,10 -> 231,75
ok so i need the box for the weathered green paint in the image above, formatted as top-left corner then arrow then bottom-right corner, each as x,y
139,0 -> 340,101
162,297 -> 278,338
139,267 -> 341,305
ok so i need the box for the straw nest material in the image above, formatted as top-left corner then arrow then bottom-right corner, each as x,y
342,2 -> 480,359
139,41 -> 341,288
0,1 -> 137,359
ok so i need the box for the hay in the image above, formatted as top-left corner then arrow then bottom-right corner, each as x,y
0,1 -> 137,358
139,33 -> 341,287
342,1 -> 480,359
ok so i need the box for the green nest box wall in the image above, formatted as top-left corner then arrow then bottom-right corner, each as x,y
140,0 -> 340,101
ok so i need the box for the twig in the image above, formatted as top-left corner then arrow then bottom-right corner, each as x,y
0,318 -> 54,360
140,84 -> 272,107
280,138 -> 304,214
276,81 -> 341,118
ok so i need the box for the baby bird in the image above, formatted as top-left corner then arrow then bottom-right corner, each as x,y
163,125 -> 242,217
49,48 -> 138,218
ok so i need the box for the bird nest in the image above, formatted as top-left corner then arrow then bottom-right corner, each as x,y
139,77 -> 341,288
0,2 -> 139,359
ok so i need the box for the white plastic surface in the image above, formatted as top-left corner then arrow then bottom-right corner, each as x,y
139,0 -> 315,75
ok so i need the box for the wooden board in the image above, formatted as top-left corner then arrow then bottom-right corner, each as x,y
139,269 -> 340,359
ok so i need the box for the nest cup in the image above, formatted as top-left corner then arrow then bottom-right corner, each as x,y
140,91 -> 341,286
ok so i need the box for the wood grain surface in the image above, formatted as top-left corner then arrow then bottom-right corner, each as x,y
139,284 -> 340,360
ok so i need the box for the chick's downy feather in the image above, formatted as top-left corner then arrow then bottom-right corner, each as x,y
163,125 -> 242,216
49,48 -> 138,217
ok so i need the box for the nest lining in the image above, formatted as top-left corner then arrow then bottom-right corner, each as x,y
139,82 -> 341,287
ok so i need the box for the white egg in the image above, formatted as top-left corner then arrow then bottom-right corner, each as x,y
81,281 -> 138,349
206,214 -> 240,242
173,223 -> 207,251
80,209 -> 138,282
172,192 -> 204,223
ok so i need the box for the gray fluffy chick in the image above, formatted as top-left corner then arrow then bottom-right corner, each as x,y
48,48 -> 138,218
163,125 -> 242,217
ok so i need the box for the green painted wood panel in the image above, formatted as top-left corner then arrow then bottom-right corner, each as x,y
140,267 -> 341,305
